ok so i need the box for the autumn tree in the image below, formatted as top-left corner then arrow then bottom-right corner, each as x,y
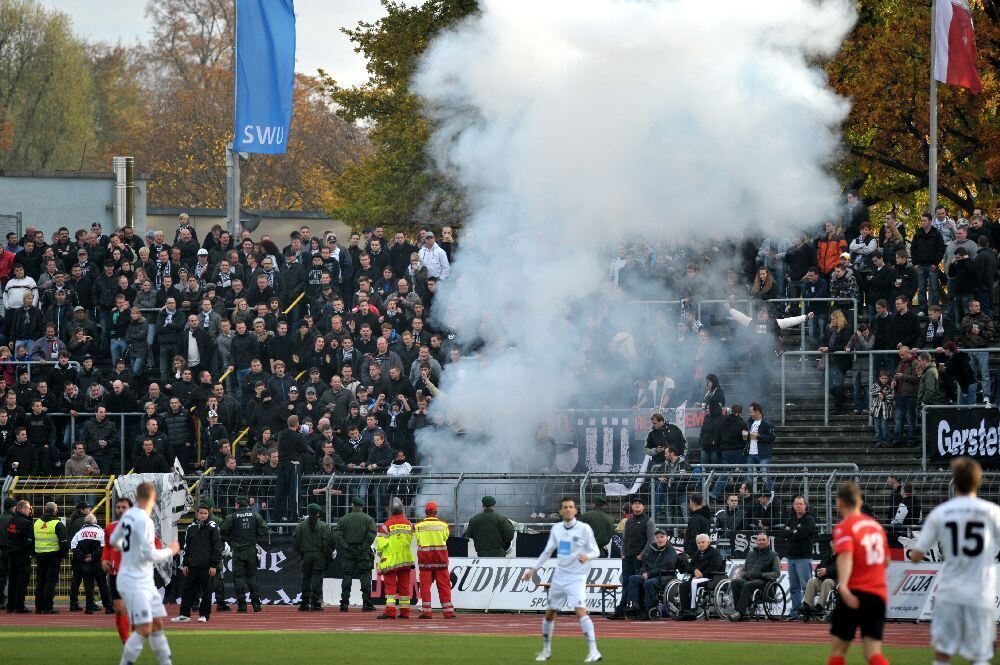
0,0 -> 98,170
828,0 -> 1000,215
123,0 -> 369,210
324,0 -> 478,230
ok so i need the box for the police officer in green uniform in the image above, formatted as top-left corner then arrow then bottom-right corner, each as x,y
292,503 -> 333,611
577,496 -> 615,556
220,496 -> 268,613
200,497 -> 231,612
0,498 -> 15,610
464,496 -> 514,557
333,496 -> 377,612
33,501 -> 69,613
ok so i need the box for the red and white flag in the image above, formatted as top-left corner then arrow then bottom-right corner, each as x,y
934,0 -> 983,94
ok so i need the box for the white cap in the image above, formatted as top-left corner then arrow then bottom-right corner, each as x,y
197,248 -> 209,256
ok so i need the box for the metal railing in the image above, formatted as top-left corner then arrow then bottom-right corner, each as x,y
765,297 -> 859,352
0,359 -> 82,381
62,411 -> 155,472
780,347 -> 1000,430
9,467 -> 995,540
697,299 -> 753,324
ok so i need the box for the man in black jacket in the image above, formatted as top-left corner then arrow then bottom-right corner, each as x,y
133,438 -> 170,474
729,532 -> 780,621
5,499 -> 35,613
644,412 -> 685,463
782,496 -> 816,620
889,295 -> 920,350
910,212 -> 945,313
174,504 -> 223,622
626,529 -> 677,618
684,493 -> 712,557
612,496 -> 655,619
155,298 -> 184,382
678,533 -> 725,618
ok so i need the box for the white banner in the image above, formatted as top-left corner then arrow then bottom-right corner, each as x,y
885,562 -> 939,620
323,556 -> 819,613
113,460 -> 192,585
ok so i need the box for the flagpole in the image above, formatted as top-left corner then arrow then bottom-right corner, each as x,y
929,0 -> 939,214
227,0 -> 241,238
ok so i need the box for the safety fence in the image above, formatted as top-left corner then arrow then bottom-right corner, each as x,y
2,476 -> 116,600
7,466 -> 998,536
0,359 -> 82,381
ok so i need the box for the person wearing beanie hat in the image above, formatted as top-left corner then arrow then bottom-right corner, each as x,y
414,501 -> 454,619
333,497 -> 377,612
220,497 -> 268,613
465,496 -> 514,558
577,496 -> 615,556
292,503 -> 333,611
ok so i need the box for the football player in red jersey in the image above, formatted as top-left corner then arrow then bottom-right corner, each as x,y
829,482 -> 890,665
102,497 -> 134,643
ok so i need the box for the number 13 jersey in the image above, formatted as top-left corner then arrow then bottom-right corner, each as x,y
109,506 -> 173,593
915,495 -> 1000,609
834,513 -> 889,602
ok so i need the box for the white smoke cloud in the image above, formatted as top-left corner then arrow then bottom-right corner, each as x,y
411,0 -> 856,473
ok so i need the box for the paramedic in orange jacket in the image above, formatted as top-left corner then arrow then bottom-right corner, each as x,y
375,497 -> 415,619
414,502 -> 455,619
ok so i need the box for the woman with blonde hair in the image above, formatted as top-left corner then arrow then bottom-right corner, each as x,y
818,309 -> 854,414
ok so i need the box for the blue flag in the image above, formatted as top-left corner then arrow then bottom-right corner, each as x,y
234,0 -> 296,154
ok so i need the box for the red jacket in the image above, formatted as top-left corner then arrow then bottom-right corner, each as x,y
0,249 -> 14,285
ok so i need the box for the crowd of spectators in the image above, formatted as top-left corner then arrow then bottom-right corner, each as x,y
0,216 -> 461,518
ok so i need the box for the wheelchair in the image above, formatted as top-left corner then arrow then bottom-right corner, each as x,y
800,585 -> 838,623
730,580 -> 787,621
663,574 -> 734,621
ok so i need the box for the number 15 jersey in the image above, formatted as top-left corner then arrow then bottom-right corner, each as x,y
915,495 -> 1000,609
109,506 -> 173,593
834,513 -> 889,602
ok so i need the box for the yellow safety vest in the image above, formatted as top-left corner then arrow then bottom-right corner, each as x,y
414,516 -> 449,568
375,515 -> 415,572
33,518 -> 61,554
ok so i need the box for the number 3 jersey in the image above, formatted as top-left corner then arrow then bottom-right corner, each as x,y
109,506 -> 173,592
915,495 -> 1000,609
834,513 -> 889,602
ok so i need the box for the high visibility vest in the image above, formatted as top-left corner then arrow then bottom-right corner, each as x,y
375,515 -> 415,572
33,518 -> 60,554
414,517 -> 449,569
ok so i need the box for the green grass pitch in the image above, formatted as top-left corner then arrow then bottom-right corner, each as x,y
0,628 -> 954,664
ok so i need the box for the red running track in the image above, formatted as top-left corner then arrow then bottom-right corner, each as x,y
0,605 -> 932,648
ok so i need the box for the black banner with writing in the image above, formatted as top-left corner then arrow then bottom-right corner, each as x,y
927,406 -> 1000,466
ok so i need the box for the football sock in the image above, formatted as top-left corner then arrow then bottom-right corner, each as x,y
115,614 -> 131,643
579,615 -> 597,649
149,630 -> 172,665
827,656 -> 846,665
119,632 -> 145,665
868,654 -> 889,665
541,617 -> 554,646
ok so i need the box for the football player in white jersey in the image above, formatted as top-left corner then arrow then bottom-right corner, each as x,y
109,481 -> 180,665
523,497 -> 602,663
910,457 -> 1000,665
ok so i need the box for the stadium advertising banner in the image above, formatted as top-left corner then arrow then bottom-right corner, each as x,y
928,406 -> 1000,466
885,561 -> 1000,621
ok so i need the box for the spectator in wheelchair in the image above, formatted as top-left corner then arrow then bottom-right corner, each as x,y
625,528 -> 677,619
798,537 -> 837,616
677,533 -> 725,620
729,531 -> 780,621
